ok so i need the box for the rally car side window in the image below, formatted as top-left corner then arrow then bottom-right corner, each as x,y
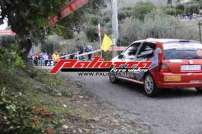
123,42 -> 141,59
137,42 -> 155,59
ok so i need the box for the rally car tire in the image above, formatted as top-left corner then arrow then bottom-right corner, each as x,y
109,72 -> 118,83
195,88 -> 202,93
144,74 -> 159,97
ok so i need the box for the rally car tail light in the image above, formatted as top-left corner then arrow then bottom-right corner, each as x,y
160,63 -> 171,72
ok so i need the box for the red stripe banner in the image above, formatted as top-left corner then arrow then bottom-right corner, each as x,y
49,0 -> 88,27
60,0 -> 88,19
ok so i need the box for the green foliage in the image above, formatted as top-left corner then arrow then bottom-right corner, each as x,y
85,26 -> 98,42
41,41 -> 54,54
120,17 -> 143,44
0,44 -> 25,70
176,0 -> 202,14
0,66 -> 74,133
132,2 -> 156,20
0,0 -> 105,58
0,43 -> 74,133
119,7 -> 134,21
119,2 -> 155,21
90,15 -> 99,25
164,7 -> 184,16
143,10 -> 178,37
0,0 -> 66,37
0,87 -> 42,134
102,51 -> 112,60
32,70 -> 73,97
52,0 -> 105,39
0,0 -> 67,58
103,12 -> 111,24
119,9 -> 199,45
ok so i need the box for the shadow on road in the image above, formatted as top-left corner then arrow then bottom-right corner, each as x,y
114,80 -> 202,99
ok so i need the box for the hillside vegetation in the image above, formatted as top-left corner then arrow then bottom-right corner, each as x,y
117,0 -> 173,7
0,44 -> 150,134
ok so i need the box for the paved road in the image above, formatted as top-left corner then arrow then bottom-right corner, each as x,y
63,72 -> 202,134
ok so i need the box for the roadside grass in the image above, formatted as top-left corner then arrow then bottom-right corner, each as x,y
0,66 -> 152,134
0,66 -> 79,133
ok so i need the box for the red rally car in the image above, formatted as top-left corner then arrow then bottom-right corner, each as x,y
109,38 -> 202,97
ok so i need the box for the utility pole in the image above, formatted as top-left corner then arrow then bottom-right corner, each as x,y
199,21 -> 202,42
98,23 -> 102,58
111,0 -> 119,58
167,0 -> 172,7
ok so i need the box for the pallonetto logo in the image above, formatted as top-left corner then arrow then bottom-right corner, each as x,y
51,57 -> 152,74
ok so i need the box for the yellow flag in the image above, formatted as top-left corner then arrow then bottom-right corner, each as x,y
101,34 -> 112,52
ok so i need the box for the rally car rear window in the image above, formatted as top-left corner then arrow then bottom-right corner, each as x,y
163,42 -> 202,59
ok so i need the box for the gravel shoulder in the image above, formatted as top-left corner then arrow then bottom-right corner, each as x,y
64,72 -> 202,134
58,72 -> 152,134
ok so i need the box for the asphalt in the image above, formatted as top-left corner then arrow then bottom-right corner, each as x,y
62,72 -> 202,134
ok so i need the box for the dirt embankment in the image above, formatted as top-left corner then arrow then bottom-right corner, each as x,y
0,67 -> 151,134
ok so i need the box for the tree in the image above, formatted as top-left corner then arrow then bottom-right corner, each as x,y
132,2 -> 156,20
0,0 -> 105,58
56,0 -> 105,40
0,0 -> 67,58
120,9 -> 199,44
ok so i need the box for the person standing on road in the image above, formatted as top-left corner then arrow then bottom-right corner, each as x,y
43,52 -> 49,66
33,53 -> 39,66
85,45 -> 93,60
47,54 -> 52,66
52,52 -> 60,64
77,46 -> 85,60
39,52 -> 44,66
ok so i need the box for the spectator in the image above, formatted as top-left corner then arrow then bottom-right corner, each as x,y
69,48 -> 77,59
77,46 -> 85,60
31,54 -> 35,65
39,52 -> 44,66
85,45 -> 93,60
43,52 -> 49,66
52,52 -> 60,64
33,53 -> 39,66
47,54 -> 52,66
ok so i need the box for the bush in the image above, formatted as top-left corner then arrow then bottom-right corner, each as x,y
0,67 -> 67,134
132,1 -> 156,20
0,87 -> 42,134
0,44 -> 61,133
85,26 -> 98,42
0,44 -> 25,70
119,7 -> 134,21
120,17 -> 144,44
164,7 -> 184,16
119,9 -> 199,45
119,2 -> 155,21
143,9 -> 179,38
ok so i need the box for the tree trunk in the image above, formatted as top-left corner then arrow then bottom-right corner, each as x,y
19,38 -> 32,61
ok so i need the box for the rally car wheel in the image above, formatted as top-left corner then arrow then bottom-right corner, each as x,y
109,72 -> 118,83
144,74 -> 158,97
195,88 -> 202,93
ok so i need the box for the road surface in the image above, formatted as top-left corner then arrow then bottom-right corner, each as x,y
62,72 -> 202,134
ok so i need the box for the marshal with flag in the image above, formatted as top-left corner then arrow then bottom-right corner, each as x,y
101,34 -> 113,52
